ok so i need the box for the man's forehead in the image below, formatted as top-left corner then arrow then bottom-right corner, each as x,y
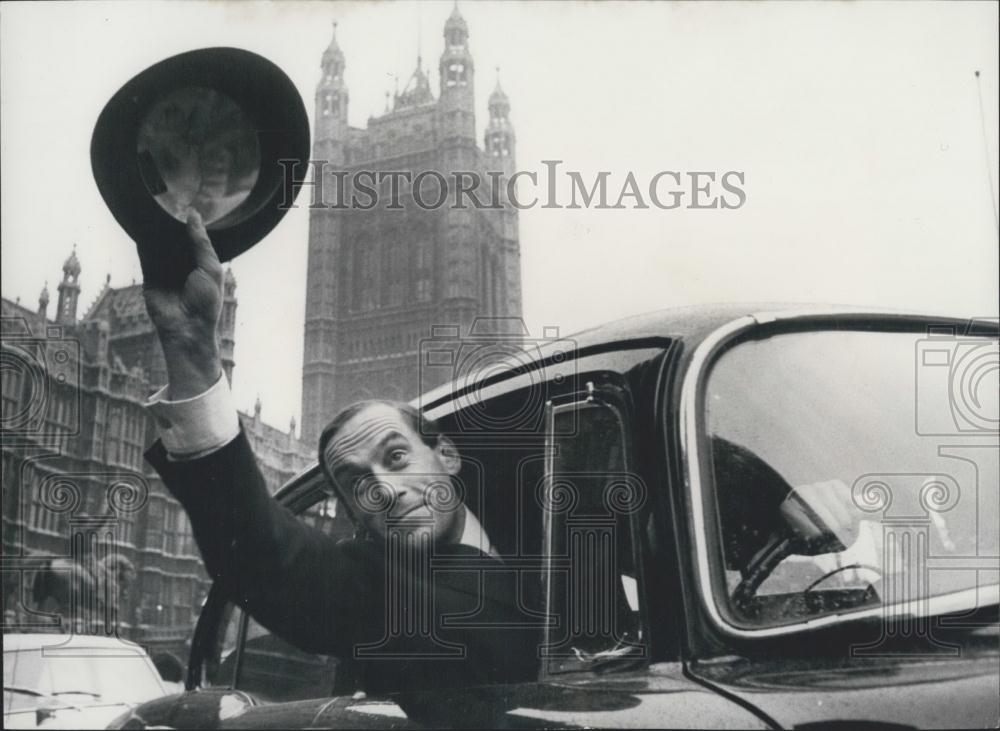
323,404 -> 415,470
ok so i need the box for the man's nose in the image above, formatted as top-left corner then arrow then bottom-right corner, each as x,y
370,471 -> 411,501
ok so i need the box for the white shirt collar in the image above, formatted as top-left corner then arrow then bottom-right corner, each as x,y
458,507 -> 498,557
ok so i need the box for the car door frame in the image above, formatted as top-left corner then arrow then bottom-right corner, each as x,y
537,380 -> 653,677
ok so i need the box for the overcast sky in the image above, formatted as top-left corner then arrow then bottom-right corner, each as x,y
2,0 -> 997,434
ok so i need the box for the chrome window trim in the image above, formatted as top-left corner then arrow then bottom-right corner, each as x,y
678,308 -> 1000,639
540,387 -> 650,675
540,398 -> 560,672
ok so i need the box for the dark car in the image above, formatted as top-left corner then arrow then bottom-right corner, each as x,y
109,305 -> 999,729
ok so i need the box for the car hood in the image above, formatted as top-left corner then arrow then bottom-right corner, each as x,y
113,632 -> 998,730
109,663 -> 771,729
106,689 -> 418,730
690,625 -> 1000,729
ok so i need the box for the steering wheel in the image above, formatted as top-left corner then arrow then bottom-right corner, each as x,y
732,534 -> 794,611
733,541 -> 883,614
803,563 -> 883,595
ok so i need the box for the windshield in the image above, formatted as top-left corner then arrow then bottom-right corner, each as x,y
3,647 -> 166,711
704,327 -> 999,628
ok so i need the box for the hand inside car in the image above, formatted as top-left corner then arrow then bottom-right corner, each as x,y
780,479 -> 866,555
781,477 -> 957,559
140,209 -> 224,399
779,479 -> 887,588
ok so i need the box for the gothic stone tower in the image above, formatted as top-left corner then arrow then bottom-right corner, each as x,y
300,7 -> 522,446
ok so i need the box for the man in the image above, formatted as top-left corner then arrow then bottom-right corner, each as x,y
141,212 -> 538,698
317,399 -> 497,557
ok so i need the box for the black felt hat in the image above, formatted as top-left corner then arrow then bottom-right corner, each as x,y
91,47 -> 310,285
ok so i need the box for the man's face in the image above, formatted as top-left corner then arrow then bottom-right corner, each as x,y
322,403 -> 464,545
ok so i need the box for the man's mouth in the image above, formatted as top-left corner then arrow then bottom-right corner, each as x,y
389,505 -> 434,524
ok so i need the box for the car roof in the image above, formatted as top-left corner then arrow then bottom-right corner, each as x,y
509,301 -> 944,352
276,302 -> 981,505
561,302 -> 767,347
412,302 -> 929,409
2,633 -> 150,655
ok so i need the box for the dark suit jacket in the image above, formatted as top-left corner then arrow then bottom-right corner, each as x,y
145,430 -> 540,696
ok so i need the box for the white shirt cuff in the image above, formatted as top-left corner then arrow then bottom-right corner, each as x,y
146,375 -> 240,459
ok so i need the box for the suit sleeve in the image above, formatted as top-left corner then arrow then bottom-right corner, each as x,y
145,429 -> 374,656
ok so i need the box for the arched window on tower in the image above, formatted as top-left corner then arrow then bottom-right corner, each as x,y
384,234 -> 406,308
362,243 -> 379,311
490,257 -> 503,315
479,245 -> 500,317
341,245 -> 354,311
415,237 -> 433,302
352,237 -> 379,312
490,132 -> 510,157
446,62 -> 466,87
323,91 -> 339,117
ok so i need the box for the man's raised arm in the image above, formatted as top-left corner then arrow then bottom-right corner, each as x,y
137,214 -> 370,656
141,210 -> 239,458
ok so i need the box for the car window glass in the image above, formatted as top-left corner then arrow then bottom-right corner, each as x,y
542,398 -> 647,674
234,615 -> 349,702
203,602 -> 243,688
706,329 -> 999,628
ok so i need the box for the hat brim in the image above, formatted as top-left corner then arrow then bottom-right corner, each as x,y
91,47 -> 310,283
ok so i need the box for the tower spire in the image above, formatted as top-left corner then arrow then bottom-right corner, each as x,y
439,0 -> 474,139
38,281 -> 50,318
440,1 -> 472,90
56,244 -> 82,324
486,64 -> 513,162
321,19 -> 345,79
316,19 -> 348,144
396,34 -> 433,109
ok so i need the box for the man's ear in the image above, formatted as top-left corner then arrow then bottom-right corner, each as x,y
434,435 -> 462,476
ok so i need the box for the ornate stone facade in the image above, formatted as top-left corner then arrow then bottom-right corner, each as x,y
300,6 -> 523,444
1,250 -> 315,658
